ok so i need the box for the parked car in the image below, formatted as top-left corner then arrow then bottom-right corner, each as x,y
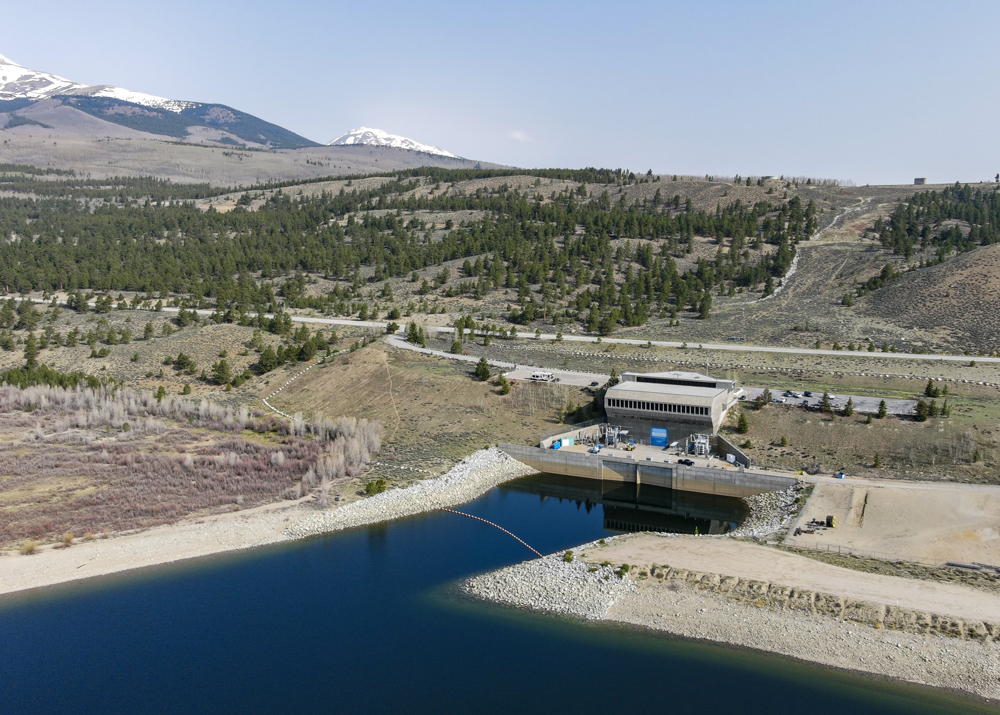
804,391 -> 813,397
589,381 -> 600,387
678,458 -> 695,466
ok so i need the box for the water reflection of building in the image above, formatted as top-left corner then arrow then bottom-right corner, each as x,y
501,472 -> 745,535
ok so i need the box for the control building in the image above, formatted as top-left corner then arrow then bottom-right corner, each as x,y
604,371 -> 744,446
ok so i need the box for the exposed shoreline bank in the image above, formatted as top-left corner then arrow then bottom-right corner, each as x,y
0,448 -> 536,598
465,535 -> 1000,704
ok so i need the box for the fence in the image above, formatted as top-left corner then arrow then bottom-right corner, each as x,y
782,540 -> 944,568
538,418 -> 604,445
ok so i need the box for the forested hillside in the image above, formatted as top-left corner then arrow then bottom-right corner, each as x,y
0,166 -> 819,335
871,183 -> 999,261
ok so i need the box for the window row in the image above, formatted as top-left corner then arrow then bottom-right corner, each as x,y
606,398 -> 709,416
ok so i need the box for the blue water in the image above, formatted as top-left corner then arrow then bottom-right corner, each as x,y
0,477 -> 992,715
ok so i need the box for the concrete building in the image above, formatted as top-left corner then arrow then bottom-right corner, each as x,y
604,371 -> 743,445
914,178 -> 926,185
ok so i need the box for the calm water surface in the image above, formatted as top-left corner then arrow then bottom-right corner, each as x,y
0,474 -> 992,714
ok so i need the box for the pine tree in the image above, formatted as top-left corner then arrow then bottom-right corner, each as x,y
23,332 -> 39,370
737,412 -> 749,434
475,357 -> 490,381
843,397 -> 854,417
258,345 -> 278,373
877,399 -> 887,418
212,359 -> 232,385
821,392 -> 832,413
914,399 -> 929,422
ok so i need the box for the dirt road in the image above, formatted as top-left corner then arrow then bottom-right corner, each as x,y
585,534 -> 1000,622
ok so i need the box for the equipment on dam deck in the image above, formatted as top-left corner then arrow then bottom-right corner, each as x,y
825,515 -> 836,528
625,440 -> 636,452
688,433 -> 711,456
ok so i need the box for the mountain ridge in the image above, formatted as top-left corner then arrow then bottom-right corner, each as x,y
328,127 -> 458,158
0,53 -> 316,148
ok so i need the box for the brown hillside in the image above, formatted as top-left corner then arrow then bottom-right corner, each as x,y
859,243 -> 1000,350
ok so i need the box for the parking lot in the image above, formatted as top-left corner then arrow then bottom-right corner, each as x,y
741,388 -> 916,416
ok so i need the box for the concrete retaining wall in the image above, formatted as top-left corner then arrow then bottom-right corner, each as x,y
715,433 -> 752,469
499,444 -> 796,498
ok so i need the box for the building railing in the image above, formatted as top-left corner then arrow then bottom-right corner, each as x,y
538,418 -> 605,443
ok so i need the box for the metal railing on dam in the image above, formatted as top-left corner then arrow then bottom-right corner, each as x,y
498,443 -> 797,499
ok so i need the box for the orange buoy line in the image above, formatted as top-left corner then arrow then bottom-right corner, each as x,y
441,508 -> 543,557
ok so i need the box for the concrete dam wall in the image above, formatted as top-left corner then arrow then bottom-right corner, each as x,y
498,444 -> 797,499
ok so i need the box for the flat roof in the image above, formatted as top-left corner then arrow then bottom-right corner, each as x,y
607,382 -> 725,400
623,370 -> 716,382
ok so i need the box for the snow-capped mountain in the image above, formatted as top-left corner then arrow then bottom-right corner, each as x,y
328,127 -> 458,158
0,53 -> 193,112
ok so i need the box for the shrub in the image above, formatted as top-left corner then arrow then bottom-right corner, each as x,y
62,531 -> 74,546
21,540 -> 39,555
121,422 -> 130,432
365,478 -> 387,496
563,550 -> 574,562
83,531 -> 95,541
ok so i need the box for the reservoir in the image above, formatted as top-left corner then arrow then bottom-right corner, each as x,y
0,473 -> 992,714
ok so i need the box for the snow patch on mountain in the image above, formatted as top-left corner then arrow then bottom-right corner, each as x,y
0,54 -> 193,112
327,127 -> 457,158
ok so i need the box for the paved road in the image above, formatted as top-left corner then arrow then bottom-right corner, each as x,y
28,298 -> 1000,364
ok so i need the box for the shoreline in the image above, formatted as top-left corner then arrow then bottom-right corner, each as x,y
0,448 -> 536,599
465,534 -> 1000,704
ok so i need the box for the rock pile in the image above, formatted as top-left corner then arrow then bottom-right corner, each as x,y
283,448 -> 536,539
731,484 -> 805,539
465,547 -> 636,620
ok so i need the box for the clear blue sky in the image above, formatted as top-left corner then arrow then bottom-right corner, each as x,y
3,0 -> 998,184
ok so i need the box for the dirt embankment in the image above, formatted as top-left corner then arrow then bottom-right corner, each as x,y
466,533 -> 1000,703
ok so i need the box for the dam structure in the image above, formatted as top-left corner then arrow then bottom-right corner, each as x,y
499,441 -> 796,499
501,370 -> 797,499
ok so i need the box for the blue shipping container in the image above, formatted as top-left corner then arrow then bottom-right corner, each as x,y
650,427 -> 668,447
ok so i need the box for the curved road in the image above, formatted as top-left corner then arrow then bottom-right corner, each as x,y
33,297 -> 1000,364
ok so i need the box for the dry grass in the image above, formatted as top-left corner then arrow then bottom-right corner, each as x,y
860,243 -> 1000,351
724,405 -> 999,482
267,343 -> 588,480
0,383 -> 383,548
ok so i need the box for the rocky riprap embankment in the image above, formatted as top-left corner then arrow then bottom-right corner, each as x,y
284,448 -> 536,539
465,547 -> 636,620
731,483 -> 805,538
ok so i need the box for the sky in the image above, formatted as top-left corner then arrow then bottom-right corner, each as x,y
2,0 -> 998,185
